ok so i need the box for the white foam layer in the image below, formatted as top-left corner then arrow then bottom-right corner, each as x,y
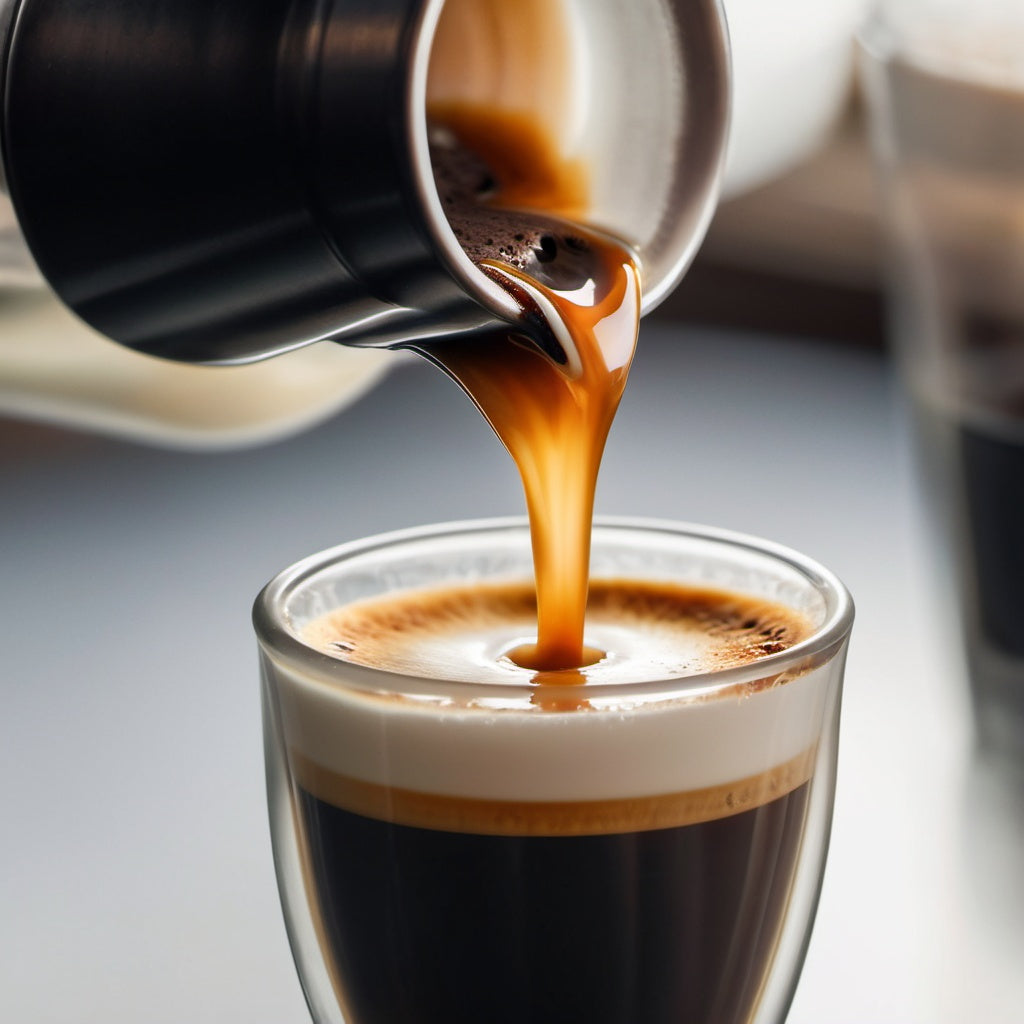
266,653 -> 834,802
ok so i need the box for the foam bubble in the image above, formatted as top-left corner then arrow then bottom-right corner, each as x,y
429,127 -> 609,296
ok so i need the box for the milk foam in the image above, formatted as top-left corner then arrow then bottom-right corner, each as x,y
266,580 -> 835,810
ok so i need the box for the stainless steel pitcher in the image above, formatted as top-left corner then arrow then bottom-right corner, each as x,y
0,0 -> 729,366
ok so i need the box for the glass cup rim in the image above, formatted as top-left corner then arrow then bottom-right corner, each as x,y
253,516 -> 854,702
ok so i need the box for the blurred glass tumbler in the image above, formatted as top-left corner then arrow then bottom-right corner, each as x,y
860,1 -> 1024,755
254,520 -> 853,1024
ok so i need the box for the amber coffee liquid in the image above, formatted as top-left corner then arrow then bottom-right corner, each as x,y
281,5 -> 820,1022
421,0 -> 641,672
424,237 -> 639,671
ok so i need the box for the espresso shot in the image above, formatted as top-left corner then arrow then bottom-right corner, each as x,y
249,4 -> 837,1023
256,520 -> 853,1024
292,579 -> 814,1024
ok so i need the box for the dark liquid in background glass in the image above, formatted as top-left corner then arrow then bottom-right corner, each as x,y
914,385 -> 1024,741
296,783 -> 810,1024
953,409 -> 1024,741
959,418 -> 1024,660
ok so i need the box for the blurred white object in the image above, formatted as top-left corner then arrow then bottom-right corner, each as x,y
0,285 -> 391,449
721,0 -> 871,197
869,0 -> 1024,85
0,194 -> 39,288
1,184 -> 393,449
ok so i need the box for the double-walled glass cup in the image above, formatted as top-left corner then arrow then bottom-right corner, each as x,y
859,3 -> 1024,755
254,519 -> 853,1024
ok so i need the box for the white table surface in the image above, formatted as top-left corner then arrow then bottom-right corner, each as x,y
3,323 -> 1022,1023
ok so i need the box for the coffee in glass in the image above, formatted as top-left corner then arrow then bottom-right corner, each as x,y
255,519 -> 852,1024
255,6 -> 848,1021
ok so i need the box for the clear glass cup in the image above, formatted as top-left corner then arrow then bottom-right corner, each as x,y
859,1 -> 1024,755
254,518 -> 853,1024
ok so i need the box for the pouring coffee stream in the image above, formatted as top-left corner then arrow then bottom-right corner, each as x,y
0,0 -> 728,668
421,101 -> 642,671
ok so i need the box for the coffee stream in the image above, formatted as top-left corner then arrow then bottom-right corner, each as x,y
293,106 -> 822,1024
423,107 -> 641,673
